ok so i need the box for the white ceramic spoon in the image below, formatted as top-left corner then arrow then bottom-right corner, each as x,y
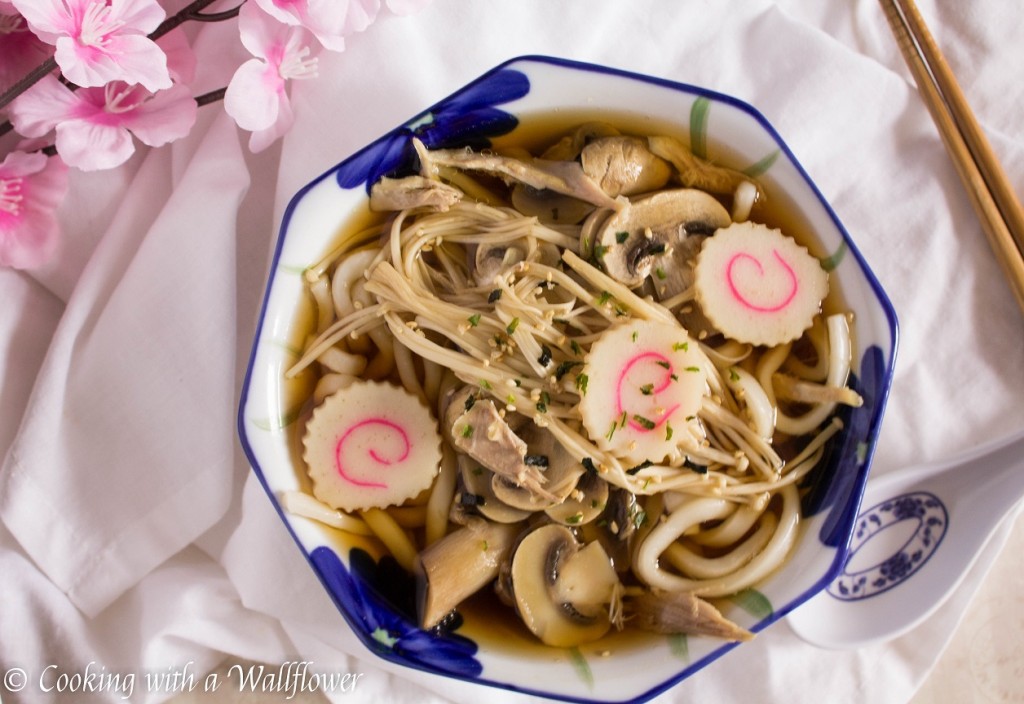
787,427 -> 1024,649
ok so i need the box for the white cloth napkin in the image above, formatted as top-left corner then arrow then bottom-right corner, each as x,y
2,1 -> 1023,702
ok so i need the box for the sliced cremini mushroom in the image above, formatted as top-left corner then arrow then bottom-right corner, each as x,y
594,188 -> 731,289
510,184 -> 595,225
473,240 -> 527,287
369,175 -> 464,212
625,588 -> 753,641
416,518 -> 521,629
580,136 -> 672,198
544,471 -> 609,527
456,453 -> 532,524
579,488 -> 641,572
491,424 -> 584,511
510,524 -> 620,647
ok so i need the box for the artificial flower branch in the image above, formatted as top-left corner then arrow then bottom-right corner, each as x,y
1,0 -> 434,269
0,0 -> 234,114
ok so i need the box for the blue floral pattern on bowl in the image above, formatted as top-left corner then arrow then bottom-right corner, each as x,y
334,68 -> 529,192
311,546 -> 482,677
237,55 -> 898,704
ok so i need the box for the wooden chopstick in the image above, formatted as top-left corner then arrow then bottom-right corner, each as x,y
879,0 -> 1024,313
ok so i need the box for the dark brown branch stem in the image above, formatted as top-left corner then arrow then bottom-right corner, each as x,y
0,57 -> 57,113
195,87 -> 227,107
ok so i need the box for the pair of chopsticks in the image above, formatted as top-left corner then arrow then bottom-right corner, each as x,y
879,0 -> 1024,313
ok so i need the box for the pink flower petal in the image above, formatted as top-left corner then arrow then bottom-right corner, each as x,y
54,120 -> 136,171
157,28 -> 197,85
0,150 -> 67,270
248,91 -> 294,154
55,32 -> 171,91
7,75 -> 80,138
99,33 -> 172,91
9,0 -> 73,42
109,0 -> 166,34
121,84 -> 197,148
225,58 -> 283,132
0,151 -> 47,179
238,1 -> 295,60
0,13 -> 55,94
254,0 -> 380,51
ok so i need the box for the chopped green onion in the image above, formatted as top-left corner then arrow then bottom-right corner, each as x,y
633,414 -> 656,430
555,360 -> 582,380
576,373 -> 589,395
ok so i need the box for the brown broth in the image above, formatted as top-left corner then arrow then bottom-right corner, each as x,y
286,112 -> 851,652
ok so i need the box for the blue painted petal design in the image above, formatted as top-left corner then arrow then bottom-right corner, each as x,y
310,546 -> 482,678
333,69 -> 530,192
801,345 -> 889,546
334,133 -> 412,191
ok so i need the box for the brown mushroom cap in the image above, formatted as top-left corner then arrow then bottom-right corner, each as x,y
509,524 -> 619,647
580,136 -> 672,198
543,471 -> 609,527
416,519 -> 521,630
595,188 -> 731,288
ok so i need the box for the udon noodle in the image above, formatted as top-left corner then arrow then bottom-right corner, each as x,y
283,122 -> 861,647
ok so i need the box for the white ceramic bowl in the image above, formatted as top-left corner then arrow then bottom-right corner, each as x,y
238,56 -> 898,703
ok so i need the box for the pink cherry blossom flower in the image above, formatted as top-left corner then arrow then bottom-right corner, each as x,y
0,7 -> 55,96
8,75 -> 197,171
254,0 -> 379,52
225,2 -> 318,153
0,150 -> 68,269
11,0 -> 171,93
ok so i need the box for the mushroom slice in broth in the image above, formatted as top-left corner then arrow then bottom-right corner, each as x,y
417,518 -> 521,630
580,135 -> 672,198
595,188 -> 731,289
509,524 -> 620,647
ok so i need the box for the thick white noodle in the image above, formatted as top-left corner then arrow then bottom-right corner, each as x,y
775,314 -> 852,436
633,484 -> 801,596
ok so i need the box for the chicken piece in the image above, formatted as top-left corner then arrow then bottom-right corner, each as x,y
443,386 -> 556,501
369,175 -> 463,212
414,137 -> 624,211
626,589 -> 753,641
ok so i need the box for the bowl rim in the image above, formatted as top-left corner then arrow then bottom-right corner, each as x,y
237,54 -> 900,704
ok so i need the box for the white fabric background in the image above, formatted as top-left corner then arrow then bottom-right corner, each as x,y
1,1 -> 1022,702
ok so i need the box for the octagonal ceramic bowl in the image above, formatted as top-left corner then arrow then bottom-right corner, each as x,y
238,55 -> 898,703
